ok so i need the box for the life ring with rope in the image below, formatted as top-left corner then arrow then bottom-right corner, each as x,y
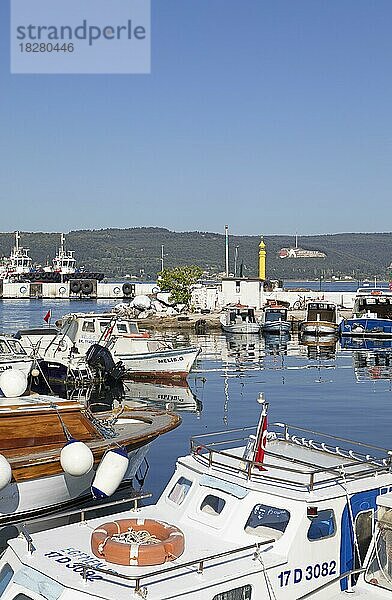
91,518 -> 184,566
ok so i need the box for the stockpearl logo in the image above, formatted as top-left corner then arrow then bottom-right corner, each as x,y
11,0 -> 151,74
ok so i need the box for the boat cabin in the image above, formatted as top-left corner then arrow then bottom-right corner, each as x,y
225,305 -> 258,325
2,421 -> 392,599
264,307 -> 288,323
353,289 -> 392,320
305,302 -> 337,324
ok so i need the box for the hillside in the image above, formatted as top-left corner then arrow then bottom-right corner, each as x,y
0,229 -> 391,280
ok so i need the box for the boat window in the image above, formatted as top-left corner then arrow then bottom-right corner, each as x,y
235,281 -> 240,293
129,323 -> 139,334
116,323 -> 128,334
168,477 -> 192,505
0,340 -> 11,354
200,495 -> 226,516
307,509 -> 336,541
212,584 -> 252,599
7,340 -> 26,355
245,504 -> 290,540
0,563 -> 14,594
99,321 -> 111,333
82,321 -> 95,333
365,506 -> 392,590
11,595 -> 35,600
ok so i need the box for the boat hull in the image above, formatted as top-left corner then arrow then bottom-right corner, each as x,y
262,321 -> 291,334
221,323 -> 261,334
116,346 -> 200,380
300,321 -> 338,335
0,358 -> 33,377
0,444 -> 149,525
340,318 -> 392,338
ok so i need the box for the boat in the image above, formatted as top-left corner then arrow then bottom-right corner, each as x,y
0,232 -> 104,283
0,335 -> 33,378
3,399 -> 392,599
339,288 -> 392,338
220,304 -> 261,334
0,231 -> 32,278
0,399 -> 180,526
300,301 -> 340,336
301,490 -> 392,598
261,305 -> 291,334
17,312 -> 200,382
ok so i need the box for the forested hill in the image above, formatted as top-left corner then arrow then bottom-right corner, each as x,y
0,228 -> 391,279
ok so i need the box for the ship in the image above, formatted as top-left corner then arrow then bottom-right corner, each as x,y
0,232 -> 104,282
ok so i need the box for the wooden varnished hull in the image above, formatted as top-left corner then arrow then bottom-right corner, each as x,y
0,405 -> 181,522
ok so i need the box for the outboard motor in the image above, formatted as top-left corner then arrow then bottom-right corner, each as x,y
85,344 -> 125,381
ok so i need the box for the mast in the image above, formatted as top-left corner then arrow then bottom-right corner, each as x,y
225,225 -> 229,277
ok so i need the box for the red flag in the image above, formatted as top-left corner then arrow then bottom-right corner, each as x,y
43,309 -> 51,323
254,404 -> 268,471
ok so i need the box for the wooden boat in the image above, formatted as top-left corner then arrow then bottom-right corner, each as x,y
3,401 -> 392,599
220,304 -> 261,334
0,402 -> 180,524
300,301 -> 340,336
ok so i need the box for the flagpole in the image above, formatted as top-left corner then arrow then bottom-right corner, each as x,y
253,396 -> 269,470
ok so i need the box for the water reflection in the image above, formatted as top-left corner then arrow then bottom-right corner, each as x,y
300,334 -> 337,360
123,380 -> 202,414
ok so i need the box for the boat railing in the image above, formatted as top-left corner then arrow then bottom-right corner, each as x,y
190,422 -> 392,491
15,489 -> 152,529
50,539 -> 273,598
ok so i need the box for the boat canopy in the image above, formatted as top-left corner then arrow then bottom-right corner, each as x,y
306,303 -> 336,322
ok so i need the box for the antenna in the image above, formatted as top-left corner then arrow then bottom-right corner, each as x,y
225,225 -> 229,277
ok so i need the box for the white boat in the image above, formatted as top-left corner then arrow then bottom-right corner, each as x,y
3,403 -> 392,599
261,305 -> 291,334
43,233 -> 76,275
300,301 -> 340,335
0,231 -> 32,279
0,335 -> 33,378
18,312 -> 200,381
220,304 -> 261,334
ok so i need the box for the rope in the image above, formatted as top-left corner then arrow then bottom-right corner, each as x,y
111,526 -> 160,545
255,548 -> 277,600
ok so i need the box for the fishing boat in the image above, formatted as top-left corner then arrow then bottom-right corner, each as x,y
261,305 -> 291,334
339,288 -> 392,338
301,490 -> 392,598
0,335 -> 33,378
3,399 -> 392,599
300,301 -> 340,336
17,312 -> 200,382
220,304 -> 261,334
0,400 -> 180,526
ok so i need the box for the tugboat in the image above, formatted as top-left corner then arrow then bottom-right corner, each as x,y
2,396 -> 392,599
0,232 -> 104,283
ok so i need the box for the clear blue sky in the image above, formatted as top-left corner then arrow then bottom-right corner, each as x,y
1,0 -> 391,235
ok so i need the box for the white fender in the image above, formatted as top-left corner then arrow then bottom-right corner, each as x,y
60,439 -> 94,477
91,447 -> 129,498
0,370 -> 27,398
0,454 -> 12,491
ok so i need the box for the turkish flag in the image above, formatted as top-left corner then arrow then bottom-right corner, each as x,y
254,411 -> 268,471
43,309 -> 51,323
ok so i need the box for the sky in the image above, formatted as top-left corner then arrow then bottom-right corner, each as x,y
0,0 -> 391,236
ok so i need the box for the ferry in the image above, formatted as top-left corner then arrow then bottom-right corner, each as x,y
339,288 -> 392,338
2,399 -> 392,599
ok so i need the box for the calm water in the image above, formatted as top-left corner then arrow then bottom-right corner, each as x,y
1,299 -> 392,502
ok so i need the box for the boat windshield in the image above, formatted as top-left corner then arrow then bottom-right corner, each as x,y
0,340 -> 11,354
307,304 -> 336,322
365,507 -> 392,590
6,339 -> 26,355
354,297 -> 392,319
266,310 -> 286,322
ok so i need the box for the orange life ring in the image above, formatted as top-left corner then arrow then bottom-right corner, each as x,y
91,518 -> 185,566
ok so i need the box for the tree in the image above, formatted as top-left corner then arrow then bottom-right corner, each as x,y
158,265 -> 203,306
